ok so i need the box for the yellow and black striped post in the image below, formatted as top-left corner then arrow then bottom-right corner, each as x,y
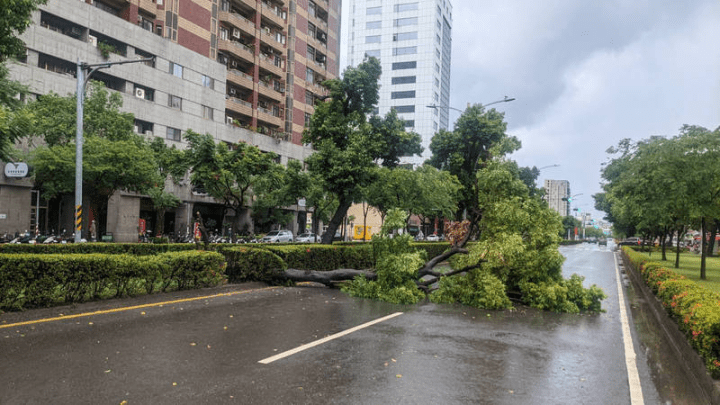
75,205 -> 82,237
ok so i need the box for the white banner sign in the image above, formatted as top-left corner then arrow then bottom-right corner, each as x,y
4,162 -> 29,178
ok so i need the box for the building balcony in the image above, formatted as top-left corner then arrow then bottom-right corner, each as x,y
258,80 -> 283,101
257,107 -> 284,128
138,0 -> 157,16
236,0 -> 259,10
260,3 -> 286,27
227,69 -> 254,91
259,30 -> 285,53
258,53 -> 284,76
219,10 -> 256,36
307,35 -> 326,52
307,11 -> 328,30
218,38 -> 255,64
226,97 -> 254,117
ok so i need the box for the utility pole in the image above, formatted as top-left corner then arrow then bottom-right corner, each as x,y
74,57 -> 154,242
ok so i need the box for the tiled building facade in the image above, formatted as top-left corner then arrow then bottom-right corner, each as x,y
1,0 -> 340,241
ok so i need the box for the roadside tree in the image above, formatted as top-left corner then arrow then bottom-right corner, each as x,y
303,57 -> 423,244
29,82 -> 160,236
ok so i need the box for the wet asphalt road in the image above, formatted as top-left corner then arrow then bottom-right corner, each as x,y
0,243 -> 705,404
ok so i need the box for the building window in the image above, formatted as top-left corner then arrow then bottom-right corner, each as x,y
393,32 -> 417,41
393,46 -> 417,56
436,48 -> 441,58
366,21 -> 381,29
391,91 -> 415,99
436,34 -> 441,44
169,62 -> 183,78
392,76 -> 416,84
392,61 -> 417,70
403,120 -> 414,127
366,6 -> 381,15
304,112 -> 311,126
202,75 -> 214,89
166,127 -> 181,141
393,17 -> 418,27
202,105 -> 213,120
305,90 -> 314,105
365,50 -> 380,58
168,95 -> 182,109
435,63 -> 440,73
365,35 -> 381,44
437,20 -> 441,30
394,105 -> 415,113
306,67 -> 315,83
395,2 -> 419,12
433,121 -> 438,130
435,77 -> 440,87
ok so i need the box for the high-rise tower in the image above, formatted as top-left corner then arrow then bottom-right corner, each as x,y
344,0 -> 453,166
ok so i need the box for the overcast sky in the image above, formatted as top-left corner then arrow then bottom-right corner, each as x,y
340,0 -> 720,221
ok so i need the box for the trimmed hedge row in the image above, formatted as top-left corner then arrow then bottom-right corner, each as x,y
221,246 -> 286,283
0,251 -> 225,311
0,243 -> 198,255
623,247 -> 720,378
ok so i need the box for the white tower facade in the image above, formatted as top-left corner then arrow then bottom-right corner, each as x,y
345,0 -> 453,166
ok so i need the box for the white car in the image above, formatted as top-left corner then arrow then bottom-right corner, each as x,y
260,230 -> 294,243
295,232 -> 319,243
425,234 -> 440,242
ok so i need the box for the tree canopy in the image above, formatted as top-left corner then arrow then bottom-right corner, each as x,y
29,82 -> 161,235
303,57 -> 423,243
597,125 -> 720,278
184,130 -> 298,239
0,0 -> 47,62
426,104 -> 519,220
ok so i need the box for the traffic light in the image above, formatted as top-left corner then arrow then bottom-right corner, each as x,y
561,197 -> 572,202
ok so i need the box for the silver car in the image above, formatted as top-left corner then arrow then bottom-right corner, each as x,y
295,232 -> 319,243
261,230 -> 294,243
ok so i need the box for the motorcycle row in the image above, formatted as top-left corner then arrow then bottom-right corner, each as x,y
0,229 -> 80,244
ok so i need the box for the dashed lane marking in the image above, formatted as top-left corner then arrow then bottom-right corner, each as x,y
0,286 -> 281,330
259,312 -> 404,364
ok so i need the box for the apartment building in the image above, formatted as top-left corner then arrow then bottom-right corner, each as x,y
544,179 -> 571,217
1,0 -> 340,241
344,0 -> 453,166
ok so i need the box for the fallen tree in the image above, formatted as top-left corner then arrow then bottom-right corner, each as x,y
276,161 -> 607,313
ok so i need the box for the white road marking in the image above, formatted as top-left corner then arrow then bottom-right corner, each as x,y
614,253 -> 644,405
259,312 -> 404,364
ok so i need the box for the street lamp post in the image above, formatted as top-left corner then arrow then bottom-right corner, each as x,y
427,96 -> 515,114
74,57 -> 154,242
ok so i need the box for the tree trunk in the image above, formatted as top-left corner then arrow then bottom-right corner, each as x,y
281,268 -> 376,286
321,195 -> 352,244
156,209 -> 166,237
231,206 -> 243,243
706,218 -> 718,257
700,217 -> 707,280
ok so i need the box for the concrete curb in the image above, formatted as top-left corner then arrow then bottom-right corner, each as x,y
620,251 -> 720,404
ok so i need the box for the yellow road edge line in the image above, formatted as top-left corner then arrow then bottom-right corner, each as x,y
0,286 -> 281,330
259,312 -> 404,364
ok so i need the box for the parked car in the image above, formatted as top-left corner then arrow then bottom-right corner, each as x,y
260,230 -> 294,243
425,234 -> 440,242
295,232 -> 319,243
598,238 -> 607,246
618,237 -> 642,246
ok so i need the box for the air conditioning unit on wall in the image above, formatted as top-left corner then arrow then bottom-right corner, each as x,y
145,131 -> 153,137
88,35 -> 97,47
232,29 -> 240,38
135,88 -> 145,99
226,116 -> 234,125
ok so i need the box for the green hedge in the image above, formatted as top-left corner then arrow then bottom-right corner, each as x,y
222,246 -> 286,283
623,246 -> 720,378
0,251 -> 225,311
261,244 -> 374,271
0,243 -> 198,255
